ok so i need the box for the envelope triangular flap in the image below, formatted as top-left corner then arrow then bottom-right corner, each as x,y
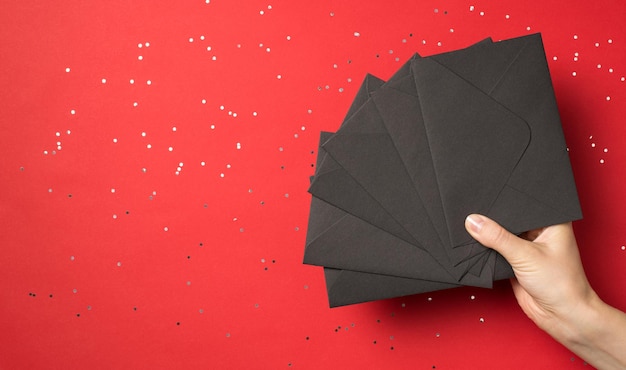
304,201 -> 462,283
304,189 -> 348,251
388,53 -> 421,85
412,57 -> 531,249
430,34 -> 528,94
342,74 -> 385,123
308,152 -> 419,246
322,99 -> 449,265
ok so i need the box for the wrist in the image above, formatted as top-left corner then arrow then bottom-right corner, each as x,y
552,290 -> 605,347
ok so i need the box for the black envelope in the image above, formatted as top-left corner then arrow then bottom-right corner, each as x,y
304,33 -> 582,307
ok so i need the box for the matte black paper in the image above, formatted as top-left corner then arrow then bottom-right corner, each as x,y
304,33 -> 582,307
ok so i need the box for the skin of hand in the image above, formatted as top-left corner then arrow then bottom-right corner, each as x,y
465,214 -> 626,370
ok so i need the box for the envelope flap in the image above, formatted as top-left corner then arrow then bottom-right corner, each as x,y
343,74 -> 385,122
308,152 -> 419,245
431,34 -> 528,93
412,57 -> 531,248
323,98 -> 452,266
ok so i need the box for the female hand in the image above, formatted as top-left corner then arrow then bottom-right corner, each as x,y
465,214 -> 626,369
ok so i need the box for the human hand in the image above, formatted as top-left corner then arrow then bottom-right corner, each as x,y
465,214 -> 594,334
465,214 -> 626,369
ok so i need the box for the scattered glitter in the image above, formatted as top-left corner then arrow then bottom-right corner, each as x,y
354,32 -> 360,37
65,67 -> 70,72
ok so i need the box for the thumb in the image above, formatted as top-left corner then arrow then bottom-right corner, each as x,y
465,214 -> 530,266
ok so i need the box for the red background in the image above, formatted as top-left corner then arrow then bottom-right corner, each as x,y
1,1 -> 625,369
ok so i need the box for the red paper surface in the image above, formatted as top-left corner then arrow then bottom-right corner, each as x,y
1,1 -> 625,369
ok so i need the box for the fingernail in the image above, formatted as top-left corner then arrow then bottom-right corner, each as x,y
466,214 -> 484,233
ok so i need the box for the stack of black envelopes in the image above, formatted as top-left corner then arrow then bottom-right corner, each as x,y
304,33 -> 583,307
